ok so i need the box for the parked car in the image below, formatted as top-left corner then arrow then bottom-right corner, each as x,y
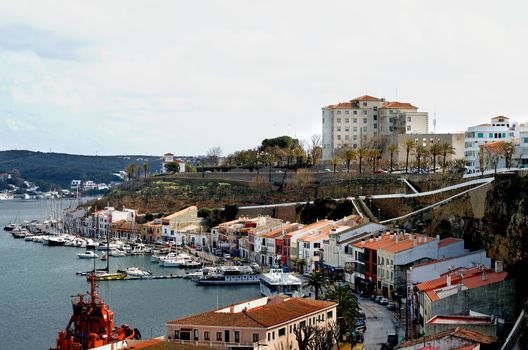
223,253 -> 231,259
379,297 -> 389,305
386,302 -> 397,311
374,168 -> 388,174
375,296 -> 383,303
195,245 -> 202,251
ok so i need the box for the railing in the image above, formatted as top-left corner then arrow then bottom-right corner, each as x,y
500,310 -> 525,350
168,339 -> 257,348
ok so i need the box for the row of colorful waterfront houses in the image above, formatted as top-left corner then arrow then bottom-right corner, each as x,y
68,204 -> 515,337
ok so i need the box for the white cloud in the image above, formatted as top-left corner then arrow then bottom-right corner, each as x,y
0,1 -> 527,155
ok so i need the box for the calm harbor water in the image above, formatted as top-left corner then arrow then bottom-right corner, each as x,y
0,199 -> 260,350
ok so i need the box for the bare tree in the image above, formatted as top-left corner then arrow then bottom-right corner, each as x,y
207,146 -> 223,168
308,134 -> 322,165
293,323 -> 338,350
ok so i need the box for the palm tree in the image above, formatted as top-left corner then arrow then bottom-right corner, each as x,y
357,147 -> 369,174
403,139 -> 416,174
369,149 -> 382,173
326,285 -> 360,338
386,144 -> 398,173
126,163 -> 137,181
330,156 -> 342,173
342,148 -> 357,173
415,145 -> 428,172
429,143 -> 442,173
440,143 -> 456,173
304,271 -> 328,300
142,162 -> 149,178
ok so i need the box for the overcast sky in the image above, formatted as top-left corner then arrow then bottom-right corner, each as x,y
0,1 -> 527,156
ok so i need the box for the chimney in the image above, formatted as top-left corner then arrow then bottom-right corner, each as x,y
495,261 -> 503,273
447,274 -> 451,286
230,304 -> 235,313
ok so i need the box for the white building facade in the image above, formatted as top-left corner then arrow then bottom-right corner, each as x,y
464,116 -> 519,173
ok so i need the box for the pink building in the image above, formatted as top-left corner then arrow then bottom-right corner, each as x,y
166,295 -> 337,349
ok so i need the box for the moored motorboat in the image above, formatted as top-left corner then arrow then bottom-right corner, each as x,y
88,271 -> 128,281
259,269 -> 304,297
193,265 -> 260,285
118,267 -> 152,277
48,236 -> 66,246
77,251 -> 99,259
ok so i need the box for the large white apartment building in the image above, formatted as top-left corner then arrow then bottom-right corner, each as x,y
464,116 -> 520,173
322,95 -> 428,160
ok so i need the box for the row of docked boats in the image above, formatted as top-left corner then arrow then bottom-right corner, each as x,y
151,251 -> 202,268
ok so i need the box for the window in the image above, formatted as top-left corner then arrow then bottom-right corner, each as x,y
235,331 -> 240,343
273,331 -> 275,340
363,118 -> 367,124
337,135 -> 341,140
345,127 -> 350,132
253,334 -> 259,342
489,133 -> 493,138
345,110 -> 350,115
373,114 -> 378,120
337,117 -> 341,123
363,110 -> 367,115
345,135 -> 349,140
279,328 -> 286,337
345,118 -> 349,123
363,127 -> 367,132
300,321 -> 306,328
353,110 -> 357,115
353,135 -> 357,141
290,325 -> 292,333
373,106 -> 378,111
174,330 -> 180,339
204,331 -> 210,341
407,126 -> 411,131
337,110 -> 341,114
337,127 -> 341,132
314,243 -> 320,248
327,311 -> 334,319
216,332 -> 222,341
194,329 -> 199,341
407,116 -> 412,122
363,102 -> 367,106
353,118 -> 357,123
478,133 -> 483,138
353,127 -> 357,132
374,123 -> 377,129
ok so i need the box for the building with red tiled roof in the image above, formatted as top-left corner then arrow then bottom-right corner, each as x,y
321,93 -> 428,161
415,265 -> 514,325
464,116 -> 519,174
397,327 -> 495,350
166,295 -> 337,349
425,314 -> 498,337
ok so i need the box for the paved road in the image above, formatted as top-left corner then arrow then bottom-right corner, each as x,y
359,298 -> 403,350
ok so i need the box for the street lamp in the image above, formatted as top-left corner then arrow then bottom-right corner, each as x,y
369,199 -> 372,210
378,208 -> 381,221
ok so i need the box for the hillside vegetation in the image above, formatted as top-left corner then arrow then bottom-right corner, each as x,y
0,150 -> 161,189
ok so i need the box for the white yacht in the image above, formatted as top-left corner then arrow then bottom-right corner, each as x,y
77,251 -> 99,259
162,253 -> 199,267
193,265 -> 260,285
0,192 -> 14,200
259,269 -> 304,297
118,267 -> 152,277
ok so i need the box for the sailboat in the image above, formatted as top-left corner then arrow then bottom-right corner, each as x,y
88,232 -> 127,281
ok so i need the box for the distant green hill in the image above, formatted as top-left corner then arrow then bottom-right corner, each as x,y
0,150 -> 162,189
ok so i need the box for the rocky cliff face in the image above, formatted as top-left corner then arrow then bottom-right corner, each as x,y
403,173 -> 528,305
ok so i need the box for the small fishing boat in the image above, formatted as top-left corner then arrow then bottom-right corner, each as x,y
89,271 -> 128,281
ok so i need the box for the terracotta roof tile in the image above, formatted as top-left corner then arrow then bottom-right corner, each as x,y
350,95 -> 381,102
380,235 -> 435,253
167,296 -> 335,328
399,327 -> 495,347
380,101 -> 417,109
